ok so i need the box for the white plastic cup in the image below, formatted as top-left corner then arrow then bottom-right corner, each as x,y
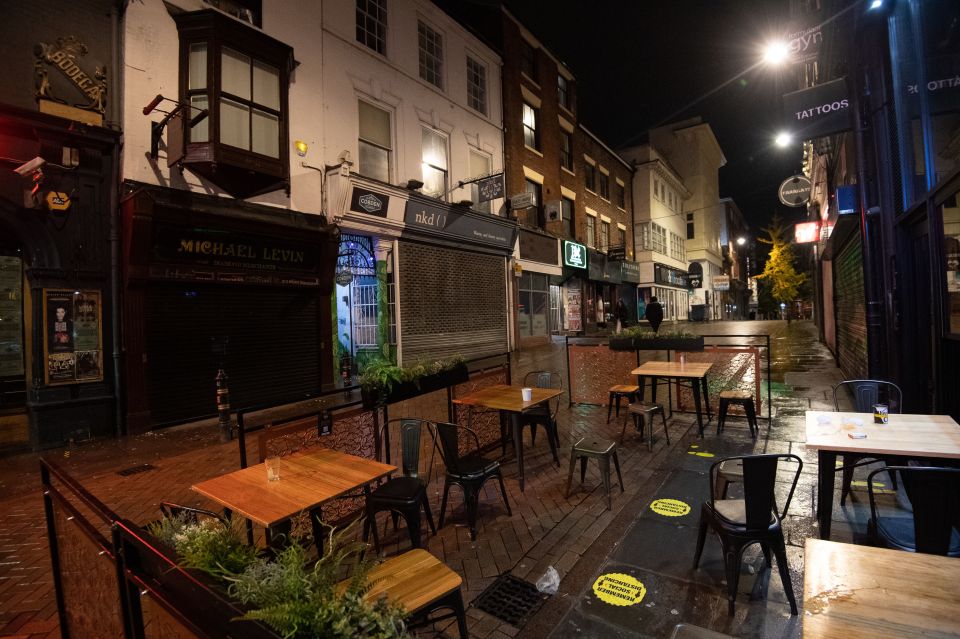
521,387 -> 533,402
266,456 -> 281,482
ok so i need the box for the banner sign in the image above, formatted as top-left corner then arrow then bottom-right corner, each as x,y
782,78 -> 852,140
43,289 -> 103,386
621,260 -> 640,283
786,17 -> 822,64
403,199 -> 516,250
905,54 -> 960,117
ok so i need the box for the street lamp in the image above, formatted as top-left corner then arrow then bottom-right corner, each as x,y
762,40 -> 790,66
736,236 -> 747,246
774,132 -> 793,148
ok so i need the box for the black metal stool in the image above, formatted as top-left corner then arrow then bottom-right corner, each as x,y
606,384 -> 639,423
622,402 -> 669,450
566,437 -> 624,510
717,390 -> 758,438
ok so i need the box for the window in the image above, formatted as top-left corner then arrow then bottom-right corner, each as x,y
616,182 -> 625,208
421,127 -> 448,199
670,232 -> 685,261
522,103 -> 539,150
560,130 -> 573,171
651,223 -> 667,254
358,100 -> 391,182
654,179 -> 660,200
518,272 -> 549,337
585,162 -> 597,192
175,10 -> 291,197
600,220 -> 610,250
585,215 -> 595,247
356,0 -> 386,55
557,74 -> 569,110
599,172 -> 610,200
418,21 -> 443,89
618,227 -> 627,251
525,179 -> 543,228
561,196 -> 575,237
639,223 -> 650,250
686,212 -> 695,240
942,189 -> 960,333
469,150 -> 491,214
466,56 -> 486,114
520,40 -> 537,80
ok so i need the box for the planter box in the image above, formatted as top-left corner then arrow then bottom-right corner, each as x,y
361,362 -> 470,408
608,336 -> 705,352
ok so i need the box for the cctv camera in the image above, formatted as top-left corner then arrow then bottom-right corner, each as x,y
14,157 -> 45,176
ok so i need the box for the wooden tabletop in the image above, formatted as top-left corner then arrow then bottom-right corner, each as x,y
191,447 -> 395,528
805,411 -> 960,458
631,361 -> 713,378
803,538 -> 960,638
361,549 -> 462,612
453,384 -> 563,412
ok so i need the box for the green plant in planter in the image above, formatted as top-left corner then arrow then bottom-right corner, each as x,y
358,355 -> 466,399
147,514 -> 258,580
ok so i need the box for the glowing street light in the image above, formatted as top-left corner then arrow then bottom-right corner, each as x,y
737,237 -> 747,246
774,132 -> 793,148
762,40 -> 790,66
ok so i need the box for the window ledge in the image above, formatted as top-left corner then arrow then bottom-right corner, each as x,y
559,103 -> 575,119
520,72 -> 541,90
561,166 -> 576,177
525,145 -> 544,157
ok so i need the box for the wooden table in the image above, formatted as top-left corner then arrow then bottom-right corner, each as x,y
803,538 -> 960,638
453,384 -> 563,492
632,361 -> 713,437
192,447 -> 395,543
805,410 -> 960,539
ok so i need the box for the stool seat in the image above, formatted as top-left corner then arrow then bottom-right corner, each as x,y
628,401 -> 662,415
609,384 -> 640,393
607,385 -> 640,423
567,438 -> 623,509
719,390 -> 752,400
622,402 -> 669,449
717,390 -> 758,439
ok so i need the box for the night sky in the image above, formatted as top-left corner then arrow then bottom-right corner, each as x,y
503,0 -> 808,231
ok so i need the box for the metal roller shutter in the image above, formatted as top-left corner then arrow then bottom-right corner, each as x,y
146,284 -> 321,425
398,242 -> 508,362
834,237 -> 868,379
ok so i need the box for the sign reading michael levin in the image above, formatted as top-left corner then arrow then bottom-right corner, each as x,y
782,78 -> 852,140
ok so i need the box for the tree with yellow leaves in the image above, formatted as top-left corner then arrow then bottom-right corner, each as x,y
757,216 -> 806,307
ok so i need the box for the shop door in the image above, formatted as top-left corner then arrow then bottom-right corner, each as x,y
0,249 -> 25,410
550,285 -> 562,333
902,219 -> 934,412
146,285 -> 321,425
834,236 -> 868,379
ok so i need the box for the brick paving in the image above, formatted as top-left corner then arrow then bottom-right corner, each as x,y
0,320 -> 853,639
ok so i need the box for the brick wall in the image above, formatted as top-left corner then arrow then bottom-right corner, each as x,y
398,241 -> 507,361
576,131 -> 635,258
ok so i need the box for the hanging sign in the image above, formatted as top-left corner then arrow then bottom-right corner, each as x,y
778,175 -> 812,207
563,241 -> 587,269
795,222 -> 820,244
477,174 -> 504,202
712,275 -> 731,291
782,78 -> 852,140
334,271 -> 354,286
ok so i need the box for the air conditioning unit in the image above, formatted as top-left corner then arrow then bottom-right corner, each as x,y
545,200 -> 561,222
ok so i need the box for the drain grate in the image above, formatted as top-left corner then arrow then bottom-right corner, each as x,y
116,463 -> 157,477
473,573 -> 549,628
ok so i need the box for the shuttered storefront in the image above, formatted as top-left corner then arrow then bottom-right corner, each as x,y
834,236 -> 868,379
397,242 -> 507,362
146,285 -> 322,425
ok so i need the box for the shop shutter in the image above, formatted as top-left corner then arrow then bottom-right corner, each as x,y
146,284 -> 321,425
834,237 -> 868,379
398,242 -> 507,362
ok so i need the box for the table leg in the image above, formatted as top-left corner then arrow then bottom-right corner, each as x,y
691,377 -> 704,438
512,412 -> 525,492
637,375 -> 646,402
817,451 -> 836,539
701,376 -> 712,421
651,376 -> 658,403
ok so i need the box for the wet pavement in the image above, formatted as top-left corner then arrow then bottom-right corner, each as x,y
0,320 -> 872,639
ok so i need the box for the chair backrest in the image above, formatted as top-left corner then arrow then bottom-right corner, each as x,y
833,379 -> 903,413
710,454 -> 803,529
868,466 -> 960,555
523,370 -> 562,417
431,421 -> 481,476
159,501 -> 227,526
376,418 -> 431,478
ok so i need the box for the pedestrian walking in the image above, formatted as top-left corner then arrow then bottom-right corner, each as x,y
645,296 -> 664,333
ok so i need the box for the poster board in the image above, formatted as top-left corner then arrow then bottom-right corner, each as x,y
43,289 -> 103,385
0,257 -> 24,377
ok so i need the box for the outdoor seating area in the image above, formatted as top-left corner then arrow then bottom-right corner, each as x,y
32,340 -> 960,639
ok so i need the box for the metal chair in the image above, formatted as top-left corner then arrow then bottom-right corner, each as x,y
363,418 -> 437,554
621,401 -> 668,450
432,421 -> 511,540
693,453 -> 802,616
159,501 -> 228,526
832,379 -> 903,505
513,371 -> 562,464
868,465 -> 960,557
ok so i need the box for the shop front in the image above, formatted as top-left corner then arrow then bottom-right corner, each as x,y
638,262 -> 689,323
559,240 -> 587,335
619,260 -> 641,327
516,229 -> 560,347
120,183 -> 340,431
586,249 -> 622,332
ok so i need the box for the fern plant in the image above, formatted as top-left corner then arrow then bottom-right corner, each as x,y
147,513 -> 258,579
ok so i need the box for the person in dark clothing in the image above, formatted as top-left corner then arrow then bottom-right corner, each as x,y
645,296 -> 664,333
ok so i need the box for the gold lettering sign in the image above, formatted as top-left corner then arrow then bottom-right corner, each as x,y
34,36 -> 107,115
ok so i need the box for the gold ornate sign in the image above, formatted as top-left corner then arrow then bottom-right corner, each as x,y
34,36 -> 107,124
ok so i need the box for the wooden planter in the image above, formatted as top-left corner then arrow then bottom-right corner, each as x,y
608,336 -> 705,352
361,362 -> 470,408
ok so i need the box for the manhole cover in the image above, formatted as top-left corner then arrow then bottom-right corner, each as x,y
473,573 -> 548,628
116,463 -> 157,477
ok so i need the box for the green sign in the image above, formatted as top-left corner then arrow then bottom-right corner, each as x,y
564,241 -> 587,269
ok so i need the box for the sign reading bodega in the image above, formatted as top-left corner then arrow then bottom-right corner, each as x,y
152,223 -> 320,273
782,78 -> 853,140
34,36 -> 107,114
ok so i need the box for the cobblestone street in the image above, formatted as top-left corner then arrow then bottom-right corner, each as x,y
0,320 -> 853,638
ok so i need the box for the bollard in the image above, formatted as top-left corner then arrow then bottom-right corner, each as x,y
216,369 -> 233,442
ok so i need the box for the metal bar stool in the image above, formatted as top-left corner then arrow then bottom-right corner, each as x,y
622,402 -> 669,450
566,437 -> 624,510
606,384 -> 639,423
716,390 -> 757,438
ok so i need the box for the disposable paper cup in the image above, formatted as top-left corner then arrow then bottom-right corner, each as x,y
266,456 -> 281,482
521,387 -> 533,402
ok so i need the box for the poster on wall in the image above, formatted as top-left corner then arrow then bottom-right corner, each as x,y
43,289 -> 103,385
0,257 -> 24,377
565,285 -> 582,332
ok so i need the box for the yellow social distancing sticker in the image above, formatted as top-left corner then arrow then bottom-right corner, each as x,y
649,498 -> 691,517
592,573 -> 646,606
